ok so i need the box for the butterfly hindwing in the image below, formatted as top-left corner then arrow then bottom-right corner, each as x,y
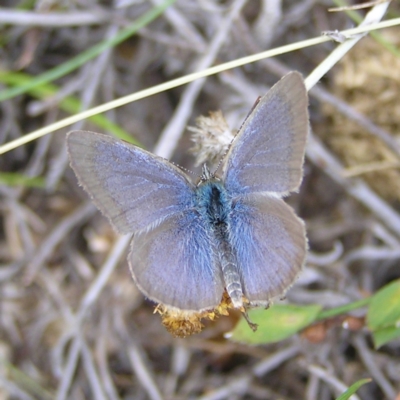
229,194 -> 307,305
129,210 -> 224,311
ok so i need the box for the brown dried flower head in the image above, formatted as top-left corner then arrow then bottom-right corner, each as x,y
188,111 -> 234,167
154,291 -> 234,338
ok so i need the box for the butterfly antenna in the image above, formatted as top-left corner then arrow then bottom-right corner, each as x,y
213,153 -> 227,177
170,160 -> 196,177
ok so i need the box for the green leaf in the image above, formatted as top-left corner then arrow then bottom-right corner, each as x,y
371,326 -> 400,348
0,172 -> 45,188
228,304 -> 321,345
367,279 -> 400,330
335,378 -> 371,400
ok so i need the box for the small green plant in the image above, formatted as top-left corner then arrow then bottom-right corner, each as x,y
230,279 -> 400,349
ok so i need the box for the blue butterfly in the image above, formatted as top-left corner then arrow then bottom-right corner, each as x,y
67,72 -> 308,314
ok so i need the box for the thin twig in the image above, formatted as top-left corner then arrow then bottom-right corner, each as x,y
24,201 -> 97,283
118,317 -> 164,400
80,337 -> 108,400
308,364 -> 361,400
150,0 -> 206,50
307,134 -> 400,236
353,335 -> 397,399
329,0 -> 391,12
154,0 -> 248,158
96,314 -> 121,400
77,234 -> 131,320
56,337 -> 81,400
198,345 -> 300,400
0,10 -> 111,26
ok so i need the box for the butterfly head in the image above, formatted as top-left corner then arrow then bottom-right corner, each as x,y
198,164 -> 221,185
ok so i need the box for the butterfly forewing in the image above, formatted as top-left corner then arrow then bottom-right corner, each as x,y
67,131 -> 195,234
229,194 -> 307,304
130,210 -> 224,310
222,72 -> 308,197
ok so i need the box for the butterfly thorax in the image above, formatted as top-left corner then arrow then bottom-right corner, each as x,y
195,179 -> 244,309
195,179 -> 230,227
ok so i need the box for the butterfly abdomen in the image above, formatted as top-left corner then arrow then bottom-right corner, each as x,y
215,228 -> 244,309
195,180 -> 244,308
